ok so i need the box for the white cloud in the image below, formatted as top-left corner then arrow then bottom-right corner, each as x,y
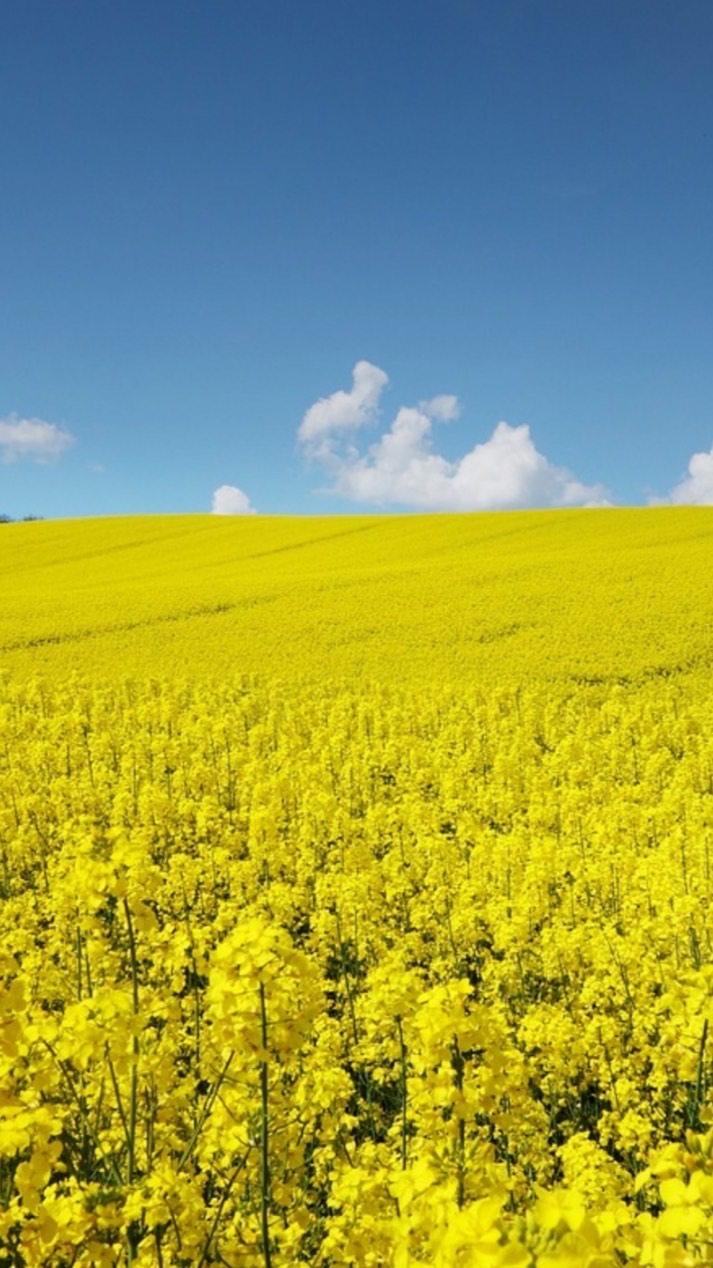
0,414 -> 74,464
299,362 -> 609,511
298,360 -> 389,456
211,484 -> 257,515
420,394 -> 460,422
665,443 -> 713,505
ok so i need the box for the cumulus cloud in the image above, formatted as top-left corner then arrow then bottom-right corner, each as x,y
298,360 -> 389,456
0,414 -> 75,464
421,394 -> 460,422
298,362 -> 609,511
211,484 -> 257,515
664,443 -> 713,505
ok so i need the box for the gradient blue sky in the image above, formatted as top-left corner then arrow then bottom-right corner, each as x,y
2,0 -> 712,518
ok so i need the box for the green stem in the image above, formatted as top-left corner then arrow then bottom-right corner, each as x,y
396,1016 -> 408,1170
335,912 -> 359,1046
451,1037 -> 465,1209
106,1047 -> 131,1158
258,981 -> 273,1268
177,1051 -> 234,1172
123,898 -> 142,1265
123,899 -> 140,1184
181,884 -> 203,1103
692,1018 -> 709,1127
196,1149 -> 251,1268
41,1040 -> 123,1188
76,926 -> 83,1001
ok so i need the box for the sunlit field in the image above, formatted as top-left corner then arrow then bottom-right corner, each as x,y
3,507 -> 713,686
2,507 -> 713,1266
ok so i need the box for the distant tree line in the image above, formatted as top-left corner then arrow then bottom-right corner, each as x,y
0,514 -> 44,523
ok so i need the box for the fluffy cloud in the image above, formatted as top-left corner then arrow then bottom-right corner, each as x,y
299,362 -> 609,511
298,360 -> 389,456
211,484 -> 257,515
0,414 -> 74,464
665,444 -> 713,505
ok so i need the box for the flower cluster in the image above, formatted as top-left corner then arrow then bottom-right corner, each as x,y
2,667 -> 713,1264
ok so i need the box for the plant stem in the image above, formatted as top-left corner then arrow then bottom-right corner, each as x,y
396,1016 -> 408,1170
258,981 -> 273,1268
177,1051 -> 235,1172
196,1149 -> 251,1268
335,911 -> 359,1046
123,898 -> 140,1185
123,898 -> 141,1264
451,1037 -> 465,1209
692,1018 -> 709,1128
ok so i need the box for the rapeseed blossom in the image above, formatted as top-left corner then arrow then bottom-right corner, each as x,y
1,507 -> 713,1263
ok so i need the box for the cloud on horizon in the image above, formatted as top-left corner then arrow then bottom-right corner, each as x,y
0,414 -> 75,464
211,484 -> 257,515
298,362 -> 610,511
657,442 -> 713,505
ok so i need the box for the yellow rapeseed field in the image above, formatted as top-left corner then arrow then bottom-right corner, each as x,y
2,507 -> 713,1266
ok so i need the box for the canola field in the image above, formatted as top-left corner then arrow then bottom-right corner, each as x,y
2,507 -> 713,1266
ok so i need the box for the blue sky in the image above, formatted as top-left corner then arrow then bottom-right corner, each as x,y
2,0 -> 712,518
